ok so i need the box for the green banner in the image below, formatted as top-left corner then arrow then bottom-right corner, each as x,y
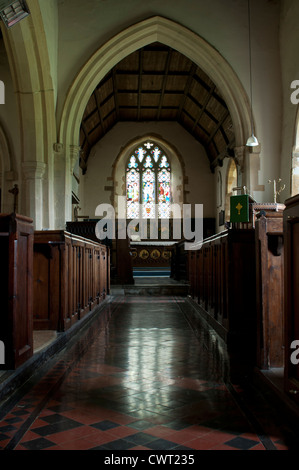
230,195 -> 250,223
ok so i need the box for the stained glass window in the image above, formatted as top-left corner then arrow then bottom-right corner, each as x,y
126,141 -> 171,219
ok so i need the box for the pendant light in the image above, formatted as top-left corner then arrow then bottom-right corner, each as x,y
246,0 -> 259,147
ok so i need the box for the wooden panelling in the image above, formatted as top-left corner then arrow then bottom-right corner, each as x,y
0,214 -> 34,370
284,195 -> 299,402
255,212 -> 284,369
131,243 -> 172,269
33,231 -> 110,332
188,230 -> 256,357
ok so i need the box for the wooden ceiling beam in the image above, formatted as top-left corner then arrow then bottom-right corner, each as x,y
191,84 -> 216,134
177,63 -> 198,120
81,120 -> 92,144
192,74 -> 228,109
119,105 -> 179,111
94,88 -> 106,132
137,48 -> 144,120
112,68 -> 119,120
210,140 -> 236,171
100,91 -> 114,107
115,70 -> 190,77
117,89 -> 184,95
83,107 -> 98,122
206,110 -> 230,146
157,49 -> 172,120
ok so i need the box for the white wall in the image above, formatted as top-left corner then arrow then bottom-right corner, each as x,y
280,0 -> 299,199
0,37 -> 20,172
39,0 -> 59,106
0,36 -> 20,213
80,121 -> 215,220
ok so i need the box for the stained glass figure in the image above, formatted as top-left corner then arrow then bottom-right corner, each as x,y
152,147 -> 161,162
127,168 -> 140,219
158,168 -> 171,218
128,155 -> 138,168
159,155 -> 169,168
126,141 -> 171,220
144,142 -> 154,150
144,156 -> 153,168
142,169 -> 155,218
136,147 -> 146,163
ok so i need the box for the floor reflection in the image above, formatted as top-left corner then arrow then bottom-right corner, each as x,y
0,295 -> 294,450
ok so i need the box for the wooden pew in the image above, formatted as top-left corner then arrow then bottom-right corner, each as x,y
283,195 -> 299,402
33,231 -> 109,332
0,214 -> 34,370
188,229 -> 256,356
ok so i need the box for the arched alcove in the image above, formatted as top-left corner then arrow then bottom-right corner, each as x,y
58,16 -> 256,229
292,108 -> 299,196
59,16 -> 253,167
0,123 -> 17,213
1,2 -> 56,228
225,158 -> 238,222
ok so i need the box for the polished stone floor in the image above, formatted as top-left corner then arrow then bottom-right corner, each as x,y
0,295 -> 297,451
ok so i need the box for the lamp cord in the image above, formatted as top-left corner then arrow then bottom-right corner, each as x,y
248,0 -> 254,136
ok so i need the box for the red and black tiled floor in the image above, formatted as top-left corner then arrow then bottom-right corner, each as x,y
0,296 -> 297,450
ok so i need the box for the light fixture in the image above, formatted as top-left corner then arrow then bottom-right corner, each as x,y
0,0 -> 30,29
246,0 -> 259,147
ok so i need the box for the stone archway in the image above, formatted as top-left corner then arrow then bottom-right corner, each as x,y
0,123 -> 17,213
58,16 -> 255,228
1,0 -> 56,228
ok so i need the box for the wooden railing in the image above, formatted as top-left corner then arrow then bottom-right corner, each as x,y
33,231 -> 110,332
187,204 -> 285,373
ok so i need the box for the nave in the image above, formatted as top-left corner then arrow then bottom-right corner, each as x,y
0,294 -> 297,451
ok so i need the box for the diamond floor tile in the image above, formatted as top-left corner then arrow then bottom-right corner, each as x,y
0,295 -> 298,451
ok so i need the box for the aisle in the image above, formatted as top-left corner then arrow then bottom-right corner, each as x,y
0,296 -> 293,450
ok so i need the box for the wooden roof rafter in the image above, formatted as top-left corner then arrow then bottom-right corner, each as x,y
79,42 -> 236,172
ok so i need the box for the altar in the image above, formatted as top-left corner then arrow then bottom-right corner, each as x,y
130,241 -> 175,268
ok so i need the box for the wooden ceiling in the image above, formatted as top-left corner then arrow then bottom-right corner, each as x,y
79,42 -> 235,173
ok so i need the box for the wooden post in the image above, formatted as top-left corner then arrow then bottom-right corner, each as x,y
283,195 -> 299,403
0,214 -> 34,370
255,209 -> 284,370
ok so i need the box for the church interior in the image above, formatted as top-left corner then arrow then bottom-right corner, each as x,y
0,0 -> 299,451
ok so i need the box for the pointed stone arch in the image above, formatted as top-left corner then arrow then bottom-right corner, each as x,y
1,0 -> 56,228
58,16 -> 256,228
59,16 -> 252,148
